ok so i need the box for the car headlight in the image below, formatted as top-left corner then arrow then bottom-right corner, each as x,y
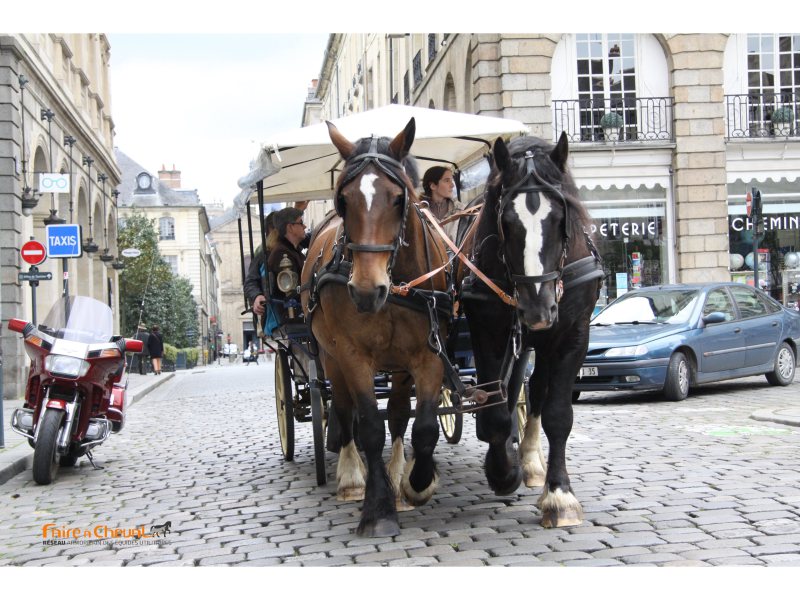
45,355 -> 90,378
605,345 -> 648,358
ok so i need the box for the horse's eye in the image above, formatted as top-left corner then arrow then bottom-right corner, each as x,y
393,194 -> 404,207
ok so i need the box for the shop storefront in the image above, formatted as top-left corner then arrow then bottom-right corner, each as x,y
581,184 -> 673,309
727,178 -> 800,309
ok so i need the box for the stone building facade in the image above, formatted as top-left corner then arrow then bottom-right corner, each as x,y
116,150 -> 220,363
1,34 -> 121,399
306,33 -> 800,308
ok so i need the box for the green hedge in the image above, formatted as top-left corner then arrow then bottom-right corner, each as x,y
163,343 -> 200,369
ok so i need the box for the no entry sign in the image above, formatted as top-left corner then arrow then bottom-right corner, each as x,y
20,240 -> 47,265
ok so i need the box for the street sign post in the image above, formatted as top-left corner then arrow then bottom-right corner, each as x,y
45,223 -> 82,258
18,270 -> 52,282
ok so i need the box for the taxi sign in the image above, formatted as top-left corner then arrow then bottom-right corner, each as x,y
45,224 -> 82,258
20,240 -> 47,265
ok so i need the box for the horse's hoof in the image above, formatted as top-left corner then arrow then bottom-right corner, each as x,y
540,507 -> 583,528
357,518 -> 400,538
337,487 -> 365,502
400,458 -> 439,506
488,469 -> 522,496
395,497 -> 416,512
523,472 -> 546,488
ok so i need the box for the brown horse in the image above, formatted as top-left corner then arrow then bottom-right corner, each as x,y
300,118 -> 450,537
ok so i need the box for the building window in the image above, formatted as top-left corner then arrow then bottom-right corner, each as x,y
581,185 -> 670,307
576,33 -> 638,142
413,50 -> 423,88
159,216 -> 175,241
428,34 -> 437,63
163,254 -> 178,275
727,178 -> 800,306
746,33 -> 799,133
403,70 -> 410,105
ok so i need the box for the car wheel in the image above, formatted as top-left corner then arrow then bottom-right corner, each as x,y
765,342 -> 795,386
663,351 -> 690,402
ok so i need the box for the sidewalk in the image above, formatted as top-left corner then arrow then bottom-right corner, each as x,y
0,370 -> 175,486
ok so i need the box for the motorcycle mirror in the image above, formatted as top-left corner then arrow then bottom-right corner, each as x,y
124,338 -> 144,353
8,318 -> 28,333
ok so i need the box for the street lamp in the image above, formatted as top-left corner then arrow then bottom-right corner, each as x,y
20,187 -> 40,217
82,155 -> 98,254
97,172 -> 113,263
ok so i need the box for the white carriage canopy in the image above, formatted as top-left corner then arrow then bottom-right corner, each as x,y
236,104 -> 530,204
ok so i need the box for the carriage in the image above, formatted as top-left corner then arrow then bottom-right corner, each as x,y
236,105 -> 604,536
235,105 -> 529,486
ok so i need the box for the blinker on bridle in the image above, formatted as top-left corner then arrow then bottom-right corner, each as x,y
336,136 -> 411,274
497,149 -> 571,303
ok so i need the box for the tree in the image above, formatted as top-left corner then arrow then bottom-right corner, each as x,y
117,211 -> 197,347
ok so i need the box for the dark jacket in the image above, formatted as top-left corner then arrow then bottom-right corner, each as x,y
147,331 -> 164,358
134,329 -> 150,355
243,245 -> 267,306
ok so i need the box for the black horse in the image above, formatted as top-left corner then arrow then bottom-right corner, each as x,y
456,132 -> 603,527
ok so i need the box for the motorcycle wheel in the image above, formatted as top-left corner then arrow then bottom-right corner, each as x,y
309,362 -> 327,486
32,409 -> 64,485
275,348 -> 295,461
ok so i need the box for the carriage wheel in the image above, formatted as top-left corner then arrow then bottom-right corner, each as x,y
438,388 -> 463,444
275,348 -> 295,461
309,362 -> 327,485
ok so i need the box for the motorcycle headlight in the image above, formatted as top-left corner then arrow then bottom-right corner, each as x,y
45,355 -> 90,378
605,345 -> 648,358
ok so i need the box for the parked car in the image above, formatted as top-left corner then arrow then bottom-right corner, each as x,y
574,283 -> 800,401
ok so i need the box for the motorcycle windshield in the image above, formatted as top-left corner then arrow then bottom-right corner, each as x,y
41,296 -> 113,343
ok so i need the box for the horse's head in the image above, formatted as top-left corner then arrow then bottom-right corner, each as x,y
327,118 -> 416,313
489,132 -> 580,331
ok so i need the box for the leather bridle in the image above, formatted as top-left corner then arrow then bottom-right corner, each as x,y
496,149 -> 570,303
335,136 -> 411,277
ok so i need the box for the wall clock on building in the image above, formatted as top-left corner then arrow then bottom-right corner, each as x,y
136,172 -> 152,190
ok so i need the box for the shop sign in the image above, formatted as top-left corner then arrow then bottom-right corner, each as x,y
589,217 -> 661,239
729,214 -> 800,232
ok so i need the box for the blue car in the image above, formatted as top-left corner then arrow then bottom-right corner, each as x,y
574,283 -> 800,401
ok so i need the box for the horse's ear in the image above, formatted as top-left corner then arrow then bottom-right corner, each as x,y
493,137 -> 510,171
327,121 -> 355,159
389,117 -> 415,159
550,131 -> 569,171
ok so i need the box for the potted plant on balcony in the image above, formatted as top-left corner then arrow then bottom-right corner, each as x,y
771,106 -> 794,136
600,111 -> 624,142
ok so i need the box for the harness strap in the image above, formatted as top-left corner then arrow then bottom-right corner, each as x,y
418,206 -> 517,307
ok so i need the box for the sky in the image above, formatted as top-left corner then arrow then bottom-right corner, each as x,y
108,33 -> 329,207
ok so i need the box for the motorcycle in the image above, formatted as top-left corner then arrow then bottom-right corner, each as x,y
8,295 -> 143,484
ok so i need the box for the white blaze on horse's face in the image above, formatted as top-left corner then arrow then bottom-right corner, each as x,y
359,173 -> 379,212
512,193 -> 553,294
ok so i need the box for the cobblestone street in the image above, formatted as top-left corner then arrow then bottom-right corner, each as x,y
1,360 -> 800,567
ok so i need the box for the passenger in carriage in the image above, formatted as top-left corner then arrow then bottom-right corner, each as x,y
244,211 -> 277,322
421,165 -> 463,241
267,207 -> 307,313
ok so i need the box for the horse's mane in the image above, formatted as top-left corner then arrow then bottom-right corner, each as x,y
486,136 -> 591,241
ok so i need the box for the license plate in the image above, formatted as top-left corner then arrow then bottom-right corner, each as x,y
579,366 -> 598,378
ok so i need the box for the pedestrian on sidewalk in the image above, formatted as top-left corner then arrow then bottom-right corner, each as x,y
148,325 -> 164,375
134,324 -> 150,375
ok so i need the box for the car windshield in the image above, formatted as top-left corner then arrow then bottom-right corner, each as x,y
40,295 -> 113,343
593,289 -> 700,326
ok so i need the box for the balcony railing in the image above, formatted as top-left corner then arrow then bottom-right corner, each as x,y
553,97 -> 674,144
725,93 -> 798,139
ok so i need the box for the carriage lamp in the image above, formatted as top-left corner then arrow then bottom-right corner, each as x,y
276,254 -> 298,294
111,257 -> 126,270
99,248 -> 114,263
